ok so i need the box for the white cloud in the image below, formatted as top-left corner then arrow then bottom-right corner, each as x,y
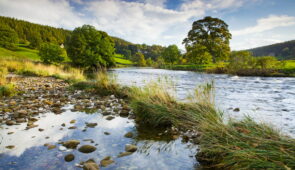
232,15 -> 295,36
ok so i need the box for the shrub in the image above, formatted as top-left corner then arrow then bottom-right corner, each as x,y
39,43 -> 65,64
0,84 -> 16,97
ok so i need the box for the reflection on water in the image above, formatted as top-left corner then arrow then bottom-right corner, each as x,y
0,105 -> 199,170
111,67 -> 295,137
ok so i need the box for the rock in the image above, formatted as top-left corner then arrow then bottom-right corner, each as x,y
83,159 -> 99,170
59,146 -> 67,151
124,132 -> 133,138
125,144 -> 137,152
18,110 -> 27,117
29,117 -> 38,122
26,124 -> 38,130
233,108 -> 240,112
61,123 -> 66,127
106,116 -> 115,121
101,111 -> 111,116
64,154 -> 75,162
70,120 -> 76,124
104,132 -> 110,135
6,120 -> 16,126
68,126 -> 77,129
78,145 -> 97,153
47,145 -> 56,150
62,140 -> 80,149
100,156 -> 114,167
16,118 -> 26,123
86,122 -> 97,128
5,145 -> 15,149
7,132 -> 14,135
120,110 -> 129,117
38,128 -> 44,132
118,152 -> 133,157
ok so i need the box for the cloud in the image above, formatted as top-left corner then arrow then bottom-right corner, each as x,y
232,15 -> 295,36
0,0 -> 254,48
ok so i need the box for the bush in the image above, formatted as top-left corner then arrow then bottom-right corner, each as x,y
0,84 -> 16,97
39,43 -> 65,64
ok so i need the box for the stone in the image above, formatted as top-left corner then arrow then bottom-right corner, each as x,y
124,132 -> 133,138
78,145 -> 97,153
68,126 -> 77,129
83,159 -> 99,170
70,120 -> 76,124
64,154 -> 75,162
16,118 -> 26,123
118,152 -> 133,157
100,156 -> 114,167
233,108 -> 240,112
38,128 -> 44,132
125,144 -> 137,152
7,132 -> 14,135
119,110 -> 129,117
106,116 -> 115,121
5,145 -> 15,149
6,120 -> 16,126
62,140 -> 80,149
86,123 -> 97,128
47,145 -> 56,150
104,132 -> 110,135
61,123 -> 66,127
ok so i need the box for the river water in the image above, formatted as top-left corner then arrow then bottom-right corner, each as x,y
111,67 -> 295,138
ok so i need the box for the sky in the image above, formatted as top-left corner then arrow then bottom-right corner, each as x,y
0,0 -> 295,50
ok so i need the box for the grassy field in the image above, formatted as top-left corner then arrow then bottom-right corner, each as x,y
0,46 -> 40,61
114,54 -> 133,66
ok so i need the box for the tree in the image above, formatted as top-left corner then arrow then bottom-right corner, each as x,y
162,45 -> 181,64
0,24 -> 18,50
146,58 -> 153,66
39,43 -> 65,64
132,52 -> 146,66
183,16 -> 232,62
66,25 -> 115,69
186,44 -> 212,64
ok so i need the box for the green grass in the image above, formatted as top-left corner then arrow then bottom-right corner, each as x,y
114,54 -> 133,65
0,45 -> 40,61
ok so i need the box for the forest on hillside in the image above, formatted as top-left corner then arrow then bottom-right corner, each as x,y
249,40 -> 295,60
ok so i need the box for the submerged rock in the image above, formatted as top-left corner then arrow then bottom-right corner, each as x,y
100,156 -> 114,167
70,120 -> 76,124
47,145 -> 56,150
124,132 -> 133,138
106,116 -> 115,121
5,145 -> 15,149
83,159 -> 99,170
78,145 -> 97,153
6,120 -> 16,126
62,140 -> 80,149
64,154 -> 75,162
233,108 -> 240,112
86,122 -> 97,128
125,144 -> 137,152
68,126 -> 77,129
118,152 -> 133,157
104,132 -> 110,135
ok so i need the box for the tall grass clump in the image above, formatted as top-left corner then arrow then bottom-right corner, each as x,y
0,58 -> 85,82
0,66 -> 8,85
197,117 -> 295,169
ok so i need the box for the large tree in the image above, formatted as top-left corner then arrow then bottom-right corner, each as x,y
66,25 -> 115,69
162,45 -> 181,64
39,43 -> 65,64
183,16 -> 232,62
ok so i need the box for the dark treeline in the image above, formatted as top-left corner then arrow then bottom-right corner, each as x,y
0,16 -> 165,62
0,16 -> 71,48
248,40 -> 295,60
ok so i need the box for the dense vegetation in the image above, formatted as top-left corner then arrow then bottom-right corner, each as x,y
249,40 -> 295,60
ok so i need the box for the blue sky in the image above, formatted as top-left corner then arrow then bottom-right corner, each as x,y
0,0 -> 295,50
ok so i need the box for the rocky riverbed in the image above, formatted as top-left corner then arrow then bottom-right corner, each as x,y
0,76 -> 199,170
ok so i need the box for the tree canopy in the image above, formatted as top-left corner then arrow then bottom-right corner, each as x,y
183,16 -> 232,62
162,45 -> 181,64
66,25 -> 115,69
0,24 -> 18,50
132,52 -> 146,66
39,43 -> 65,64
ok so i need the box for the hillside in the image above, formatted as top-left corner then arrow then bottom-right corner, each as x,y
248,40 -> 295,60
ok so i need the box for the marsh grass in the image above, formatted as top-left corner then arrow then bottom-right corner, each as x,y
0,58 -> 85,82
71,71 -> 295,169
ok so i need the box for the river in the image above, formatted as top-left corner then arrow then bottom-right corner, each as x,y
111,67 -> 295,138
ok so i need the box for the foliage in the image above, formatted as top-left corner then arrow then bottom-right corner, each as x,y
131,52 -> 146,66
0,84 -> 16,98
183,16 -> 232,62
0,24 -> 18,50
114,54 -> 133,65
185,44 -> 212,64
162,45 -> 181,64
66,25 -> 115,70
0,16 -> 70,48
146,58 -> 153,66
39,43 -> 65,64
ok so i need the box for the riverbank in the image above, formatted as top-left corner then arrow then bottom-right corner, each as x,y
1,61 -> 295,169
157,60 -> 295,77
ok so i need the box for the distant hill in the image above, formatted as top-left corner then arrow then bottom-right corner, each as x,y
248,40 -> 295,60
